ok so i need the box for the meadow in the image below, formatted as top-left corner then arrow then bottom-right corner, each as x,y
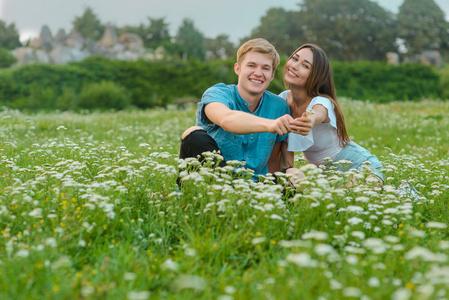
0,98 -> 448,299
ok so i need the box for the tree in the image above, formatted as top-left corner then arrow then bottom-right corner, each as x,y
205,34 -> 235,60
0,20 -> 21,49
175,19 -> 206,61
397,0 -> 449,55
0,47 -> 17,68
295,0 -> 397,61
72,7 -> 105,40
146,18 -> 171,49
120,17 -> 171,49
246,8 -> 302,57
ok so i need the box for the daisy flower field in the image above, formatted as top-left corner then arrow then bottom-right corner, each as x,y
0,98 -> 448,299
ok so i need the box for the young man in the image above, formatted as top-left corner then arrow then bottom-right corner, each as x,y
179,38 -> 305,179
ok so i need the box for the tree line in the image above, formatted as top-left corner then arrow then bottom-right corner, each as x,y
248,0 -> 449,61
1,0 -> 448,63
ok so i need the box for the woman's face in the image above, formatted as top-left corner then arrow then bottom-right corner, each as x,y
284,47 -> 313,88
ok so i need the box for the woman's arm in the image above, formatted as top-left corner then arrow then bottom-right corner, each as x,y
310,104 -> 331,125
267,142 -> 281,173
267,141 -> 295,174
280,141 -> 294,171
289,104 -> 330,135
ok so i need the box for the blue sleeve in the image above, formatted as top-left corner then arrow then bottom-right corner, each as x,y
276,134 -> 287,143
196,84 -> 232,126
202,84 -> 232,106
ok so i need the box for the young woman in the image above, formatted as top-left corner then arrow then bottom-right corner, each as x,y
270,43 -> 384,183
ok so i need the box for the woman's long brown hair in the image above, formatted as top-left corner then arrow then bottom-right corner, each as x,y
283,44 -> 350,147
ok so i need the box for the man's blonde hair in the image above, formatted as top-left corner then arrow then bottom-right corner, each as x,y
236,38 -> 280,71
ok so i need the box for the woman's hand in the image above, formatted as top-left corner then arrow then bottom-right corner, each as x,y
289,112 -> 314,136
289,104 -> 329,135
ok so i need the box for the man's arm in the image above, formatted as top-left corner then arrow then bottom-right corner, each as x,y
204,102 -> 293,135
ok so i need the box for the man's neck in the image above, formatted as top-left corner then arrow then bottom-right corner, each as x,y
237,86 -> 264,113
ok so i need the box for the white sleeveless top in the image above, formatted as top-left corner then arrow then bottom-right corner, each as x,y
279,91 -> 343,165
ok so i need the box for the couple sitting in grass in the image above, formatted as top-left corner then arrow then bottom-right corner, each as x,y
179,38 -> 384,186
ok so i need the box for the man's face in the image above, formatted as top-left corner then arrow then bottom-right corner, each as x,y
234,51 -> 275,98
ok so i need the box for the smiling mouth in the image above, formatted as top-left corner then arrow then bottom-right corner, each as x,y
288,70 -> 298,77
250,79 -> 263,84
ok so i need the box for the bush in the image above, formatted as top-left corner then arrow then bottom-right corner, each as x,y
77,58 -> 218,108
0,57 -> 444,111
8,86 -> 58,111
56,87 -> 80,111
0,47 -> 17,68
438,65 -> 449,100
332,61 -> 440,102
79,81 -> 130,110
0,70 -> 18,106
0,63 -> 92,110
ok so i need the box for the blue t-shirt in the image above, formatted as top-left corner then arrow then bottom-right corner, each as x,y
196,83 -> 290,177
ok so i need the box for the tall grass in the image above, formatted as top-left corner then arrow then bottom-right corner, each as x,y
0,99 -> 448,299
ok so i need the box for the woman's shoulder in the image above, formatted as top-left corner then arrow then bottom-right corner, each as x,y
311,95 -> 332,103
278,90 -> 289,100
310,95 -> 337,127
310,95 -> 334,106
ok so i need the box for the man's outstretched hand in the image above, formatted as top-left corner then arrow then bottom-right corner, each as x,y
268,114 -> 294,135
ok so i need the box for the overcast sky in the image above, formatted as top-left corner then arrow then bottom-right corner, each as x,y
1,0 -> 448,44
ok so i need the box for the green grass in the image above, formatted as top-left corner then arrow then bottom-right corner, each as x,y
0,99 -> 448,299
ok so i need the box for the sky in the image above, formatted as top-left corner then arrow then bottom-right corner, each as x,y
1,0 -> 449,44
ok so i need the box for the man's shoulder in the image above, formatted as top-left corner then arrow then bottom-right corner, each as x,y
202,83 -> 237,106
263,90 -> 289,108
205,83 -> 235,95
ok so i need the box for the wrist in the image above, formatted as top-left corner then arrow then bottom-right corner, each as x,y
281,166 -> 294,173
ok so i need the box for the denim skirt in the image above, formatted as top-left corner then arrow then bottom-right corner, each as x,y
331,141 -> 384,182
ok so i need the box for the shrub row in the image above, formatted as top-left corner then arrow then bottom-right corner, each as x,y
0,57 -> 234,111
331,61 -> 442,102
0,57 -> 443,111
438,65 -> 449,100
0,47 -> 17,68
